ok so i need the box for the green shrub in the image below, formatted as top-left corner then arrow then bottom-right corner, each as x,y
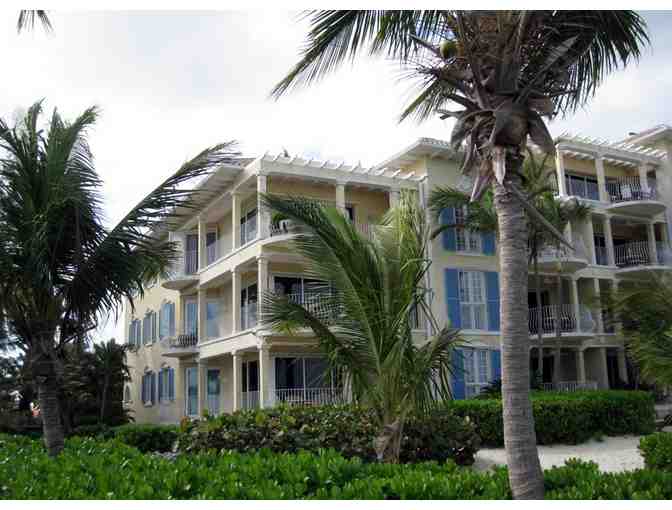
449,390 -> 655,447
2,435 -> 672,499
112,424 -> 178,453
640,432 -> 672,471
177,405 -> 480,466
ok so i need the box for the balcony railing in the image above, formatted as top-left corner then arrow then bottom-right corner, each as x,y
241,391 -> 259,410
167,249 -> 198,279
615,241 -> 653,267
528,304 -> 595,335
164,333 -> 198,349
607,176 -> 657,203
274,387 -> 345,406
282,291 -> 341,322
541,381 -> 598,392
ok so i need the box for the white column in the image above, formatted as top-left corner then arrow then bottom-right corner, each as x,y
257,174 -> 269,239
593,279 -> 603,334
257,255 -> 269,325
335,181 -> 346,214
595,155 -> 608,202
258,343 -> 271,408
197,359 -> 207,416
232,192 -> 241,250
556,150 -> 567,196
576,348 -> 586,383
389,187 -> 400,209
198,215 -> 207,269
570,277 -> 581,330
617,348 -> 629,384
197,288 -> 207,343
231,268 -> 241,333
232,351 -> 241,411
585,215 -> 596,264
598,347 -> 609,389
647,222 -> 658,264
603,215 -> 615,266
639,163 -> 651,194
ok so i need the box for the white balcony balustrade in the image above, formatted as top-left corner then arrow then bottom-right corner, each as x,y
273,387 -> 345,406
541,381 -> 598,392
614,241 -> 653,267
607,176 -> 657,203
281,291 -> 341,323
528,304 -> 595,336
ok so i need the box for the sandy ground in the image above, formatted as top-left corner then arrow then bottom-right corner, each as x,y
473,435 -> 646,473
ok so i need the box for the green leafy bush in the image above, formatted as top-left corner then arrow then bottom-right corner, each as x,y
111,424 -> 178,453
449,390 -> 655,447
640,432 -> 672,471
2,435 -> 672,499
177,405 -> 480,465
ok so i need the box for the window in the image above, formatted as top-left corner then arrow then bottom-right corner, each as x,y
159,302 -> 176,339
463,348 -> 493,398
185,234 -> 199,274
141,371 -> 156,406
128,319 -> 141,347
206,231 -> 218,265
565,173 -> 599,200
184,300 -> 198,336
241,283 -> 258,330
454,206 -> 482,253
459,271 -> 486,330
142,311 -> 157,345
158,366 -> 175,403
240,208 -> 258,245
206,301 -> 220,339
275,357 -> 337,390
185,367 -> 198,416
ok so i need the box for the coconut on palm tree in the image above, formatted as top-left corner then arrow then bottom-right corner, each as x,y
261,191 -> 462,463
271,10 -> 648,498
0,101 -> 239,455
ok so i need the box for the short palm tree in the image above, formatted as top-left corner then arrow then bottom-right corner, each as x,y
93,339 -> 130,424
272,11 -> 648,498
261,192 -> 462,463
0,101 -> 238,455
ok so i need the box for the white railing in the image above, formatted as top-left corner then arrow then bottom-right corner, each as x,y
161,333 -> 198,350
274,387 -> 345,406
615,241 -> 653,267
607,176 -> 657,203
283,291 -> 341,322
167,249 -> 198,279
241,391 -> 259,410
356,223 -> 375,240
541,381 -> 598,392
528,304 -> 595,335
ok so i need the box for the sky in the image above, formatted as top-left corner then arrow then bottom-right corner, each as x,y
1,10 -> 671,343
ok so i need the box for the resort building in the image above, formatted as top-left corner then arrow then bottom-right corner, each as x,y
124,125 -> 672,423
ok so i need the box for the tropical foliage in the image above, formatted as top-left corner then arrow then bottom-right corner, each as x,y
272,9 -> 648,498
0,101 -> 238,455
261,192 -> 461,462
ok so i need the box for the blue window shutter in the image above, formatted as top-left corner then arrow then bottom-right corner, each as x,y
441,208 -> 457,251
140,375 -> 145,404
151,372 -> 156,405
491,350 -> 502,381
482,232 -> 496,255
158,370 -> 164,402
444,268 -> 461,328
168,368 -> 175,401
485,272 -> 500,331
451,349 -> 466,400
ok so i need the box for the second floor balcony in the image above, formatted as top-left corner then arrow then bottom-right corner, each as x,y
528,304 -> 595,339
163,249 -> 199,290
613,241 -> 672,276
530,236 -> 589,273
606,177 -> 665,216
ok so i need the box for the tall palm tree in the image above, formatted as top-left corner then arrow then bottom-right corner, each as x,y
271,10 -> 648,498
429,152 -> 590,383
261,192 -> 462,463
0,101 -> 238,455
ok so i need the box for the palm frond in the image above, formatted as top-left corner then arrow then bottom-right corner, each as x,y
17,10 -> 52,33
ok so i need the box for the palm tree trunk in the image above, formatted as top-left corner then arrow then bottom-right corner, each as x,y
373,418 -> 404,463
37,369 -> 65,457
493,155 -> 544,499
100,373 -> 110,423
534,253 -> 543,383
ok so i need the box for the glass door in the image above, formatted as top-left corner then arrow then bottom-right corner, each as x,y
184,300 -> 198,337
185,234 -> 198,274
207,369 -> 221,415
185,367 -> 198,417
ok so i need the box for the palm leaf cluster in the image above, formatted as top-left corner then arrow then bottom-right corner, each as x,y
0,101 -> 239,354
261,191 -> 461,461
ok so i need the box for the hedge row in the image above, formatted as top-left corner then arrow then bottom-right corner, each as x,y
177,405 -> 481,465
3,435 -> 672,499
640,432 -> 672,471
448,390 -> 656,447
72,423 -> 178,453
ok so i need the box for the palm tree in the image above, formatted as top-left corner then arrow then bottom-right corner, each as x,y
429,152 -> 590,383
261,192 -> 462,463
0,101 -> 238,455
93,339 -> 130,424
17,10 -> 52,33
271,11 -> 648,498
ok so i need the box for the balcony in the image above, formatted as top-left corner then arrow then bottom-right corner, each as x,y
160,333 -> 198,358
528,304 -> 595,339
162,249 -> 199,290
541,381 -> 598,392
241,387 -> 345,409
606,177 -> 665,216
614,241 -> 672,277
530,236 -> 589,273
